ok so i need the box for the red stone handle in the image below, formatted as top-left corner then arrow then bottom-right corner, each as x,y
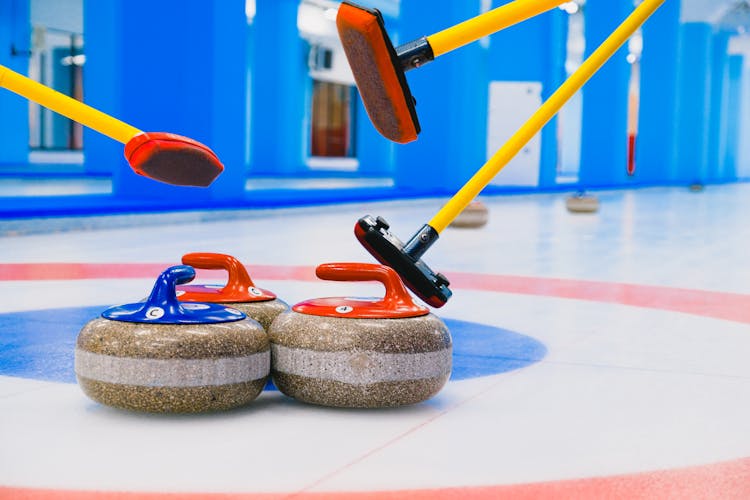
315,262 -> 419,312
181,253 -> 255,297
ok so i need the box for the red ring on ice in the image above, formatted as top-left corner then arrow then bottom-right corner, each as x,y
1,262 -> 749,498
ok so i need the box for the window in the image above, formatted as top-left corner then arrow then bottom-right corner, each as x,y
309,45 -> 333,71
310,80 -> 356,158
28,27 -> 84,151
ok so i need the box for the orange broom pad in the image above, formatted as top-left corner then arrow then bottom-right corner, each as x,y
336,2 -> 420,144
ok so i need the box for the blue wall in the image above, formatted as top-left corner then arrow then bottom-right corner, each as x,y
724,54 -> 743,181
249,0 -> 307,176
674,23 -> 714,185
392,0 -> 488,195
485,4 -> 567,189
0,0 -> 31,166
0,0 -> 747,215
707,31 -> 730,183
637,0 -> 680,184
83,0 -> 248,204
578,0 -> 632,188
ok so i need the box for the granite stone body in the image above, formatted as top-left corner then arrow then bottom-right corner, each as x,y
268,310 -> 452,408
76,317 -> 269,413
566,194 -> 600,213
219,298 -> 288,331
450,201 -> 489,228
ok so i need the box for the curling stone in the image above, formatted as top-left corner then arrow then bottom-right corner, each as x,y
269,263 -> 452,408
449,200 -> 489,228
75,265 -> 269,413
566,192 -> 600,213
177,252 -> 288,330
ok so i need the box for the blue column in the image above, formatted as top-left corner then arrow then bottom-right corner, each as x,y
356,97 -> 396,176
579,0 -> 632,188
723,54 -> 743,181
674,23 -> 713,185
0,0 -> 31,166
354,12 -> 400,177
82,1 -> 123,177
207,1 -> 251,201
84,0 -> 248,204
249,0 -> 307,176
393,0 -> 488,195
707,32 -> 730,182
543,9 -> 568,188
484,3 -> 567,189
636,0 -> 680,184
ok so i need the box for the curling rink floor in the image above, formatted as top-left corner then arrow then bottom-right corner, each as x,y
1,184 -> 749,499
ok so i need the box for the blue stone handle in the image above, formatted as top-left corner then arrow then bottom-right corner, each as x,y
144,265 -> 196,315
101,265 -> 246,324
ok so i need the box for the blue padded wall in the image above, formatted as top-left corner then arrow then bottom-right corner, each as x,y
578,0 -> 632,188
393,0 -> 488,195
82,0 -> 122,177
355,94 -> 396,177
83,0 -> 247,204
0,0 -> 31,166
674,23 -> 713,185
707,32 -> 730,183
208,1 -> 250,201
249,0 -> 307,176
3,0 -> 746,218
485,3 -> 567,188
636,0 -> 680,184
724,54 -> 743,181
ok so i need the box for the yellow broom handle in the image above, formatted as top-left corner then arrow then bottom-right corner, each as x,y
427,0 -> 569,58
429,0 -> 665,233
0,64 -> 141,144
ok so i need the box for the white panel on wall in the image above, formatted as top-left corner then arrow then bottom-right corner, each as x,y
486,81 -> 542,187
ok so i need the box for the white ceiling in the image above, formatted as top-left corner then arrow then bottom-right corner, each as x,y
681,0 -> 746,24
31,0 -> 82,34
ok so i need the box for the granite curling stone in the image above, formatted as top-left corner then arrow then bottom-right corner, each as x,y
449,200 -> 489,229
178,252 -> 288,330
75,265 -> 270,413
566,192 -> 600,213
268,263 -> 452,408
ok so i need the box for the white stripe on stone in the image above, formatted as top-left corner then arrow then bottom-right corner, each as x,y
271,344 -> 451,385
75,349 -> 270,387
